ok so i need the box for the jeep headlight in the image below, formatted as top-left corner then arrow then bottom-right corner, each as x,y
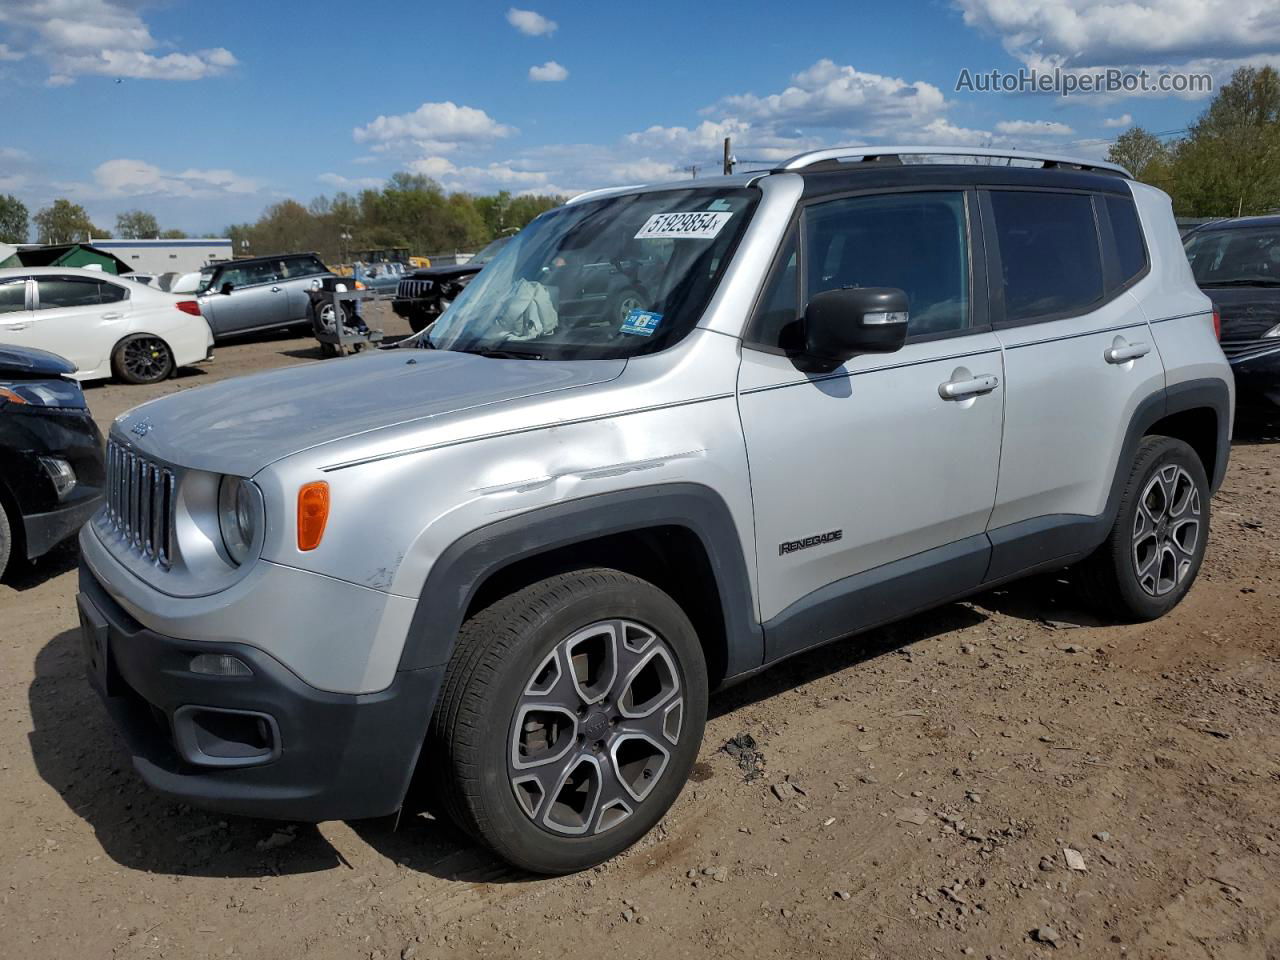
217,476 -> 259,566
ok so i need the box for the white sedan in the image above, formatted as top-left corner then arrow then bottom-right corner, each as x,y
0,266 -> 213,384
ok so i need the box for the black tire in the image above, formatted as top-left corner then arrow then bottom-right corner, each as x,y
607,287 -> 645,325
0,496 -> 13,582
427,568 -> 708,875
407,308 -> 439,334
1079,436 -> 1210,622
111,335 -> 175,385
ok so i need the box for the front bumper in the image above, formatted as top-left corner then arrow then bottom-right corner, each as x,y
78,563 -> 443,822
23,490 -> 101,559
1231,348 -> 1280,410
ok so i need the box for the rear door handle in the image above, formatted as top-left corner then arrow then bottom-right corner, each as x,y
1104,342 -> 1151,364
939,373 -> 1000,400
101,312 -> 124,320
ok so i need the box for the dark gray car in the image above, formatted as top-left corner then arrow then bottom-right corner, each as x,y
197,253 -> 332,338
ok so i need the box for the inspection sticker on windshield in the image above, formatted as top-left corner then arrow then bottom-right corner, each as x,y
621,308 -> 662,336
634,211 -> 733,240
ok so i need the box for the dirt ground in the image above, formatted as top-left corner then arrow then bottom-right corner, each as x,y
2,305 -> 1277,960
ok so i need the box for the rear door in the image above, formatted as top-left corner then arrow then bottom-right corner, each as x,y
0,277 -> 33,344
982,187 -> 1163,579
738,188 -> 1005,661
28,275 -> 131,373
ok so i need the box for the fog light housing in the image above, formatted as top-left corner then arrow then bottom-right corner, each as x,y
38,456 -> 77,500
189,654 -> 253,677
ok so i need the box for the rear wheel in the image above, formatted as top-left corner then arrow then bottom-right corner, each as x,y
1079,436 -> 1210,621
427,568 -> 707,874
112,335 -> 174,384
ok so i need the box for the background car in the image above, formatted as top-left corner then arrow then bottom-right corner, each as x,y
0,266 -> 214,385
393,236 -> 509,333
0,345 -> 104,581
1183,215 -> 1280,412
195,253 -> 333,338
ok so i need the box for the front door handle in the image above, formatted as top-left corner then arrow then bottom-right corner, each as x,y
1104,341 -> 1151,364
939,373 -> 1000,400
271,286 -> 283,293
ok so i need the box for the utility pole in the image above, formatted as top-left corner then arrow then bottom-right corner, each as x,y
687,164 -> 700,179
723,137 -> 735,175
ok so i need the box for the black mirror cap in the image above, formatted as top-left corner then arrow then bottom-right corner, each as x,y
803,286 -> 909,367
219,282 -> 235,296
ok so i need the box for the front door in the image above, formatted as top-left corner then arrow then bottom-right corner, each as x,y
737,189 -> 1005,661
201,260 -> 290,334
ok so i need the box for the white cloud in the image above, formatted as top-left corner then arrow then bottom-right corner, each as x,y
0,0 -> 240,83
956,0 -> 1280,69
353,101 -> 515,155
317,173 -> 385,191
93,158 -> 259,197
528,60 -> 568,82
506,7 -> 557,36
711,59 -> 949,133
994,119 -> 1074,135
1103,113 -> 1134,128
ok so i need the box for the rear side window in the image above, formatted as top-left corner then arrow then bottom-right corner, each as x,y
286,256 -> 327,279
1105,195 -> 1147,287
0,279 -> 26,314
988,191 -> 1103,322
36,277 -> 108,309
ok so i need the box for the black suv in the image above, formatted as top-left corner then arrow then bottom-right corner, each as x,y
393,237 -> 509,333
1184,215 -> 1280,412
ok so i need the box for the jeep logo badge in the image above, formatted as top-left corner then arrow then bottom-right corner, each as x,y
131,417 -> 153,438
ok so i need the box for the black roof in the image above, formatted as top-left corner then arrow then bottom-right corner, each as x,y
208,251 -> 322,268
797,163 -> 1133,200
1185,215 -> 1280,234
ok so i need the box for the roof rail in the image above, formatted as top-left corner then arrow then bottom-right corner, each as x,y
774,145 -> 1132,179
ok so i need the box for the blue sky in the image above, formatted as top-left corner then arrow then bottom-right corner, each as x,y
1,0 -> 1275,236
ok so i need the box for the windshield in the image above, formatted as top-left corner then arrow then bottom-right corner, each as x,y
470,236 -> 510,266
1184,226 -> 1280,286
196,266 -> 217,294
424,187 -> 758,359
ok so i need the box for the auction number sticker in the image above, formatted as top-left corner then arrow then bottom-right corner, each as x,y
634,211 -> 733,240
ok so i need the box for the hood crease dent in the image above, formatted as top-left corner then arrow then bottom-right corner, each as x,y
112,350 -> 626,476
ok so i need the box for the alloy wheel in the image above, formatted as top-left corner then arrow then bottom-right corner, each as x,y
508,619 -> 683,837
1131,464 -> 1201,597
122,337 -> 171,382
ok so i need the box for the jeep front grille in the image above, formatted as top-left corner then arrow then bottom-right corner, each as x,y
105,439 -> 176,568
397,279 -> 433,300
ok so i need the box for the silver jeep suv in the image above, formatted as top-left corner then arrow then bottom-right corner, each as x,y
78,147 -> 1233,874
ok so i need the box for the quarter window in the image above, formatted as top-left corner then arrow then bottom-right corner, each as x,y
750,231 -> 798,348
988,190 -> 1103,322
0,279 -> 26,314
1105,195 -> 1147,287
803,191 -> 971,338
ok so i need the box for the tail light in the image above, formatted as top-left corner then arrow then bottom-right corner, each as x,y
176,300 -> 201,316
1211,308 -> 1221,340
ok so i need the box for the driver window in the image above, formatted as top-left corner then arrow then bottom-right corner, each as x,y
804,191 -> 970,338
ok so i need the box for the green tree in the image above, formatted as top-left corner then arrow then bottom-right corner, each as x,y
0,193 -> 28,242
1107,127 -> 1172,185
1168,66 -> 1280,217
160,228 -> 188,239
33,199 -> 100,244
115,209 -> 160,239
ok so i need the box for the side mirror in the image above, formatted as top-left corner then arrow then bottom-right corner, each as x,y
803,287 -> 909,368
219,281 -> 235,296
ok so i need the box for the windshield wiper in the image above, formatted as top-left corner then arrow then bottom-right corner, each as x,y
1200,278 -> 1280,288
467,347 -> 546,360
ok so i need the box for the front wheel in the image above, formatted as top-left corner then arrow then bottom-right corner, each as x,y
427,569 -> 707,874
112,335 -> 175,384
1079,436 -> 1210,621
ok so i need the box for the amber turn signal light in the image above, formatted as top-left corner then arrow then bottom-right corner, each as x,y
297,481 -> 330,551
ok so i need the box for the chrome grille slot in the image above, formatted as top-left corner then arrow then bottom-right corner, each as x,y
397,279 -> 433,299
106,439 -> 175,568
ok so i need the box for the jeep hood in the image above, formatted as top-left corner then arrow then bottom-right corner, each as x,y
114,349 -> 625,476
